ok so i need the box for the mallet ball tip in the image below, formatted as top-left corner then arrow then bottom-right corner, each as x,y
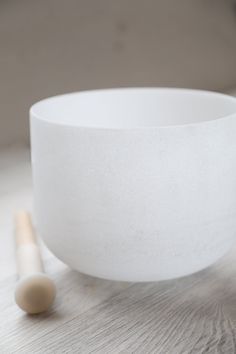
15,273 -> 56,314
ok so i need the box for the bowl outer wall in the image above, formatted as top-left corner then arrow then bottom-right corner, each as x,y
30,111 -> 236,281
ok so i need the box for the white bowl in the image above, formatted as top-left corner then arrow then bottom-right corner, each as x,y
30,88 -> 236,281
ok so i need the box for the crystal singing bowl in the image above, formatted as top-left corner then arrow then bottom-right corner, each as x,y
30,88 -> 236,281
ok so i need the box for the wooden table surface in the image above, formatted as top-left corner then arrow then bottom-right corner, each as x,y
1,145 -> 236,354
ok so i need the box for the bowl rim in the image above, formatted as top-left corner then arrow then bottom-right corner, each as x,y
30,87 -> 236,131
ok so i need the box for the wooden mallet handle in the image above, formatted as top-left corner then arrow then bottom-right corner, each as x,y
14,211 -> 56,314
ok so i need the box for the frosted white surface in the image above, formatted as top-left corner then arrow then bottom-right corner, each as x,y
30,88 -> 236,281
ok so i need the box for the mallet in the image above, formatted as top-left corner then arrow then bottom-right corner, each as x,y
14,211 -> 56,314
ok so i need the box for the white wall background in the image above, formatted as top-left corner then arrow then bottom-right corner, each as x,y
0,0 -> 236,146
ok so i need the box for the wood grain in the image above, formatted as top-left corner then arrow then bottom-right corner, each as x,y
1,146 -> 236,353
2,249 -> 236,353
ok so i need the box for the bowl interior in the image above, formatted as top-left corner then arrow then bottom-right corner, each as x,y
31,88 -> 236,129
